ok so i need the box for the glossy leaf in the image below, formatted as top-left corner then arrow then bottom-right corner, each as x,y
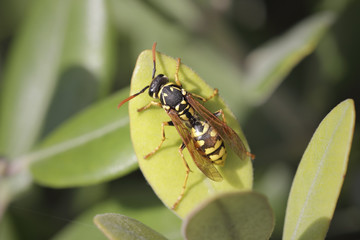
183,191 -> 275,240
128,49 -> 253,218
30,89 -> 136,187
243,12 -> 335,105
283,99 -> 355,240
94,214 -> 167,240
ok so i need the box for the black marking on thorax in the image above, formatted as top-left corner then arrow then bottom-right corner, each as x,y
159,83 -> 184,108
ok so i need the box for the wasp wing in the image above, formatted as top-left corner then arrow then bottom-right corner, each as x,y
167,109 -> 223,182
187,94 -> 249,160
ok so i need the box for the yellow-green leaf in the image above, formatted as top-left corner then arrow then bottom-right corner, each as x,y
94,213 -> 167,240
30,89 -> 136,187
0,0 -> 116,158
283,99 -> 355,240
244,12 -> 335,105
128,49 -> 253,218
183,191 -> 275,240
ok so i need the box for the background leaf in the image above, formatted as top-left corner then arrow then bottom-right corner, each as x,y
183,191 -> 275,240
128,49 -> 253,218
283,99 -> 355,240
0,0 -> 70,157
43,0 -> 117,135
94,214 -> 167,240
30,89 -> 137,187
0,0 -> 116,158
243,12 -> 335,106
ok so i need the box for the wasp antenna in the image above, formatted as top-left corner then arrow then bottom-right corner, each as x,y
118,85 -> 150,108
152,42 -> 157,79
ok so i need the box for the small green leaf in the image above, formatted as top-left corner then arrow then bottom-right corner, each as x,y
94,213 -> 167,240
129,49 -> 253,218
183,191 -> 275,240
283,99 -> 355,240
29,89 -> 136,187
244,11 -> 335,105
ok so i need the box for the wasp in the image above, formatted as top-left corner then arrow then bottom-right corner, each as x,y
118,43 -> 254,209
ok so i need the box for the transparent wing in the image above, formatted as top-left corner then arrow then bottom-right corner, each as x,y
167,109 -> 223,182
187,94 -> 249,160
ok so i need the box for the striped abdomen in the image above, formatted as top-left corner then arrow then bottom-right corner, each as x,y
190,120 -> 227,166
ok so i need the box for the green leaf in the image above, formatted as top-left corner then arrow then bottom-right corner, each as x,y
43,0 -> 117,134
29,89 -> 136,187
283,99 -> 355,240
0,0 -> 116,158
0,0 -> 70,157
183,191 -> 275,240
94,214 -> 167,240
128,49 -> 253,218
60,0 -> 116,96
243,11 -> 336,105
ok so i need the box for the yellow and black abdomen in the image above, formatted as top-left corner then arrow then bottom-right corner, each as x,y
191,120 -> 227,166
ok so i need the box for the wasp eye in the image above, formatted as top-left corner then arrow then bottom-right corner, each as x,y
149,74 -> 169,98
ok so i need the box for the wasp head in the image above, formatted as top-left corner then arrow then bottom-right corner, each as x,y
149,74 -> 169,98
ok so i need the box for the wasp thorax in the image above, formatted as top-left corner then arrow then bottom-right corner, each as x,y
149,74 -> 169,98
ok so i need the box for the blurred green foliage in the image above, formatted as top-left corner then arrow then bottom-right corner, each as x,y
0,0 -> 359,239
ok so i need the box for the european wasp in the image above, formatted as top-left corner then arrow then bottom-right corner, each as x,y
118,43 -> 254,209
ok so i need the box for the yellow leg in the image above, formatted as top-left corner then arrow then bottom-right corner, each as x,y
137,101 -> 161,112
191,88 -> 219,102
144,121 -> 172,159
246,151 -> 256,160
213,109 -> 226,123
172,143 -> 192,210
174,58 -> 182,87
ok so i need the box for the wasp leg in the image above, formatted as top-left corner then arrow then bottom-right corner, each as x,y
174,58 -> 182,87
144,121 -> 173,159
172,143 -> 192,210
192,88 -> 219,102
213,109 -> 226,123
137,101 -> 162,112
